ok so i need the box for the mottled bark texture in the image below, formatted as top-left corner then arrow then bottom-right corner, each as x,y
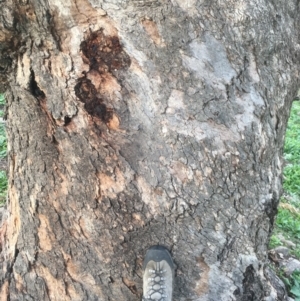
0,0 -> 300,300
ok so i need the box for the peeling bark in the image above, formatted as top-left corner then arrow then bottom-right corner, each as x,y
0,0 -> 300,300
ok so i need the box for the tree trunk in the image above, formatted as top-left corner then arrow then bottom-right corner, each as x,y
1,0 -> 300,300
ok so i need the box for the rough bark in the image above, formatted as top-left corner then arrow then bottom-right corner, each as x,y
1,0 -> 300,300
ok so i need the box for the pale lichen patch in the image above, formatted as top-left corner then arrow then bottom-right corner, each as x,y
49,53 -> 73,79
132,212 -> 145,227
248,53 -> 260,83
78,216 -> 94,240
170,161 -> 193,184
136,176 -> 165,214
16,53 -> 31,89
174,0 -> 198,16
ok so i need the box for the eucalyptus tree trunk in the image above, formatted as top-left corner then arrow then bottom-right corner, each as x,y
1,0 -> 300,300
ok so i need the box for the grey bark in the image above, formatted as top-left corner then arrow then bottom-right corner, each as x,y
0,0 -> 300,300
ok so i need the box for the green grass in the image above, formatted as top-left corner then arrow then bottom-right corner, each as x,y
269,204 -> 300,258
281,270 -> 300,301
0,171 -> 7,204
269,100 -> 300,299
0,95 -> 4,118
269,101 -> 300,251
0,122 -> 7,159
269,234 -> 282,249
284,101 -> 300,165
284,165 -> 300,196
276,208 -> 300,240
0,94 -> 5,105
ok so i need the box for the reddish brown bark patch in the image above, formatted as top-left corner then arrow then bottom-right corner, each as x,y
195,257 -> 210,296
75,30 -> 130,127
0,280 -> 8,301
141,19 -> 165,46
122,277 -> 139,296
80,30 -> 130,72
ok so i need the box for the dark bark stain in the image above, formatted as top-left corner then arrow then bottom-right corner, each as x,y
80,30 -> 130,73
241,265 -> 264,301
29,69 -> 45,99
63,116 -> 72,126
265,193 -> 279,231
74,78 -> 112,123
75,29 -> 131,124
0,56 -> 12,74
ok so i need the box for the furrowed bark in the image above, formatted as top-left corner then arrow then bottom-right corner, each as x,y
1,0 -> 300,300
